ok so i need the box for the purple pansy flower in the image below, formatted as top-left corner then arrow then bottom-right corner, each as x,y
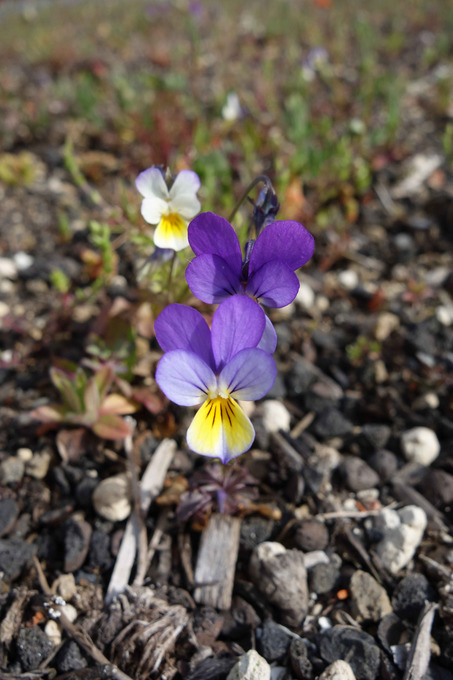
186,212 -> 315,308
155,296 -> 276,464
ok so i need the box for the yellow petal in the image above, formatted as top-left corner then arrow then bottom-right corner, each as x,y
187,396 -> 254,463
153,213 -> 189,251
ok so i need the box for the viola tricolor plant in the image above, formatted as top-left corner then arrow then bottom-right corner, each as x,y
154,296 -> 276,463
135,167 -> 315,464
135,167 -> 201,251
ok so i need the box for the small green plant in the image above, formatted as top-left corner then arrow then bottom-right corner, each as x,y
31,365 -> 138,439
346,336 -> 382,366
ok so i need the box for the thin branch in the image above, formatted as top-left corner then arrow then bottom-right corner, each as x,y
228,175 -> 273,223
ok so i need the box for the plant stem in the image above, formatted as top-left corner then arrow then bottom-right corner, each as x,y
166,251 -> 177,304
228,174 -> 274,223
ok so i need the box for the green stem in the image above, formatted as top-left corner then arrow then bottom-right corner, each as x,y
228,175 -> 274,224
166,251 -> 177,304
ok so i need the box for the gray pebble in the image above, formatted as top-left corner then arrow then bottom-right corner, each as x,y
314,408 -> 353,439
319,626 -> 380,680
419,469 -> 453,507
368,450 -> 398,482
0,497 -> 19,537
17,627 -> 52,671
0,539 -> 37,581
289,637 -> 313,679
294,519 -> 329,552
392,573 -> 436,623
0,456 -> 24,485
349,570 -> 392,622
309,556 -> 341,595
256,620 -> 292,662
339,456 -> 380,491
249,542 -> 308,628
56,641 -> 87,673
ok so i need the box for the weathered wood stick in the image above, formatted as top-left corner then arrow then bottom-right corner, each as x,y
193,513 -> 241,611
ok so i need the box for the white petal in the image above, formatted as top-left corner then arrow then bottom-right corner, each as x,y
140,196 -> 168,224
135,167 -> 169,200
169,170 -> 200,200
169,193 -> 201,220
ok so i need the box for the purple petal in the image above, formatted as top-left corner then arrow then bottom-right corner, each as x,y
186,254 -> 241,304
188,212 -> 242,273
257,314 -> 277,354
218,348 -> 277,401
249,220 -> 315,274
155,350 -> 216,406
154,305 -> 214,369
211,296 -> 265,372
246,260 -> 300,307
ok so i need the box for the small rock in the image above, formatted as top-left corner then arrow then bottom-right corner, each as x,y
61,603 -> 78,623
401,427 -> 440,466
0,301 -> 10,318
349,570 -> 392,622
193,606 -> 224,646
338,270 -> 359,290
0,538 -> 37,580
17,447 -> 33,462
294,519 -> 329,552
14,251 -> 34,271
303,550 -> 330,569
56,641 -> 87,673
262,400 -> 291,433
222,596 -> 261,638
226,649 -> 271,680
289,637 -> 313,679
296,282 -> 315,310
256,620 -> 292,662
240,516 -> 275,551
360,424 -> 391,450
0,456 -> 24,484
419,469 -> 453,507
53,573 -> 77,601
412,392 -> 439,410
374,313 -> 399,341
17,626 -> 52,670
63,518 -> 92,572
392,573 -> 436,623
436,305 -> 453,327
319,626 -> 380,680
25,450 -> 52,479
309,556 -> 341,595
368,450 -> 398,482
45,620 -> 62,647
0,497 -> 19,537
249,542 -> 308,627
314,408 -> 353,439
0,257 -> 18,279
373,506 -> 427,574
87,530 -> 113,572
339,456 -> 380,492
92,473 -> 132,521
319,660 -> 357,680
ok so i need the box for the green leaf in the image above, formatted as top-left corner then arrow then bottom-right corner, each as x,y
94,365 -> 114,401
93,414 -> 131,440
50,368 -> 82,413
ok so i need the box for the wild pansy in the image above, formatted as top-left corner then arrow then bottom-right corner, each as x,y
154,296 -> 276,463
135,167 -> 201,251
186,212 -> 314,309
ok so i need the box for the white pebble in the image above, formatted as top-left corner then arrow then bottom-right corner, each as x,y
61,603 -> 78,623
315,295 -> 330,312
13,251 -> 34,271
261,400 -> 291,433
17,447 -> 33,462
226,650 -> 270,680
0,257 -> 18,280
401,427 -> 440,465
374,312 -> 399,341
296,282 -> 315,310
45,620 -> 61,646
374,505 -> 427,574
338,270 -> 359,290
436,305 -> 453,327
319,660 -> 357,680
25,450 -> 52,479
92,473 -> 132,521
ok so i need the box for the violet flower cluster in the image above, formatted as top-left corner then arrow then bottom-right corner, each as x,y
151,194 -> 314,464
